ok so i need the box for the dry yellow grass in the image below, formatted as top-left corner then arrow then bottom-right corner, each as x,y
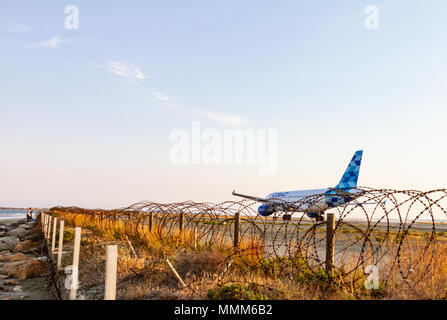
49,211 -> 447,300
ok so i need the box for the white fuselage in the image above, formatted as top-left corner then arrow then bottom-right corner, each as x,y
266,188 -> 363,213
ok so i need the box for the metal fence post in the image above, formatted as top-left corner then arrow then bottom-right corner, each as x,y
234,212 -> 240,248
326,213 -> 335,274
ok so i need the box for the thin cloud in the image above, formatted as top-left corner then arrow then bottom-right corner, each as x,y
152,91 -> 246,126
28,35 -> 68,49
152,92 -> 175,106
92,61 -> 146,80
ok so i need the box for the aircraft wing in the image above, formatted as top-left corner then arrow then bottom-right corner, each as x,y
306,200 -> 386,206
232,190 -> 268,203
345,200 -> 387,206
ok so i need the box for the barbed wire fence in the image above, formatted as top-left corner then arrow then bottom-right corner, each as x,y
45,187 -> 447,298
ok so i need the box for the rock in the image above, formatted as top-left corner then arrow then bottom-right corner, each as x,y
3,261 -> 27,276
2,285 -> 22,292
13,240 -> 38,253
3,279 -> 19,286
25,234 -> 40,242
0,275 -> 7,280
34,256 -> 48,262
4,253 -> 30,262
3,259 -> 47,280
6,227 -> 26,239
0,237 -> 19,251
0,252 -> 10,262
22,244 -> 44,255
12,285 -> 22,292
2,224 -> 17,231
0,232 -> 5,237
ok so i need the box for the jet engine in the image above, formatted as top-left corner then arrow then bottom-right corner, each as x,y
306,211 -> 325,221
258,204 -> 275,216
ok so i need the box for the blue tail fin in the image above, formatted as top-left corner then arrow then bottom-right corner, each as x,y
334,150 -> 363,190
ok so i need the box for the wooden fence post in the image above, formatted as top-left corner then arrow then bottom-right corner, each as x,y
166,259 -> 186,288
51,217 -> 57,254
326,213 -> 335,274
179,211 -> 184,232
69,227 -> 81,300
43,214 -> 47,238
104,245 -> 118,300
125,235 -> 138,258
57,220 -> 65,270
234,212 -> 240,248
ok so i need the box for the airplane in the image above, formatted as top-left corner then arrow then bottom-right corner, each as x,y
232,150 -> 365,222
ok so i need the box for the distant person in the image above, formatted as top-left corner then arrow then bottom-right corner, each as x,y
26,208 -> 33,222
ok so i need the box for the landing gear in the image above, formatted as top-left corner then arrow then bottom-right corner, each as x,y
282,214 -> 292,221
306,211 -> 325,221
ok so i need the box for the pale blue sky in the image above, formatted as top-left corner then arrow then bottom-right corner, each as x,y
0,1 -> 446,208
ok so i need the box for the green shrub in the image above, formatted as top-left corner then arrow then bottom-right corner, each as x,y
360,280 -> 387,299
55,229 -> 75,242
374,234 -> 390,242
207,283 -> 267,300
341,227 -> 357,234
255,257 -> 282,278
63,229 -> 75,242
